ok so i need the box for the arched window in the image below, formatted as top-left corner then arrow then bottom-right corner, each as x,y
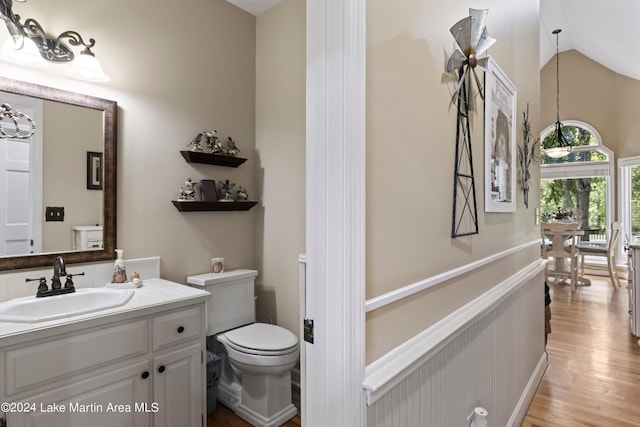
540,121 -> 614,247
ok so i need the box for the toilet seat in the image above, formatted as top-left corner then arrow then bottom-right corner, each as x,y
224,323 -> 298,356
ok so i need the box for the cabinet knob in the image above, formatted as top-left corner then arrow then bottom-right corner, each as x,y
177,326 -> 185,333
141,371 -> 150,379
158,365 -> 166,373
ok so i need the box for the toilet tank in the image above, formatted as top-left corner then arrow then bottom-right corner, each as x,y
187,269 -> 258,335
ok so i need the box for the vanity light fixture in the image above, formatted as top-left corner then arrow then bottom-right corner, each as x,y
0,0 -> 109,82
542,29 -> 572,159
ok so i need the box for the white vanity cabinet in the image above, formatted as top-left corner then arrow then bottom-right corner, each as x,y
1,301 -> 206,427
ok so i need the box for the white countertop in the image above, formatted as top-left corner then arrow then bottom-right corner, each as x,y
0,279 -> 210,344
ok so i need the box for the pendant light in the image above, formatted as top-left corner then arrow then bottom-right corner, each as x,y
542,29 -> 572,159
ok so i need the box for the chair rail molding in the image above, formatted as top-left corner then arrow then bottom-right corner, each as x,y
365,238 -> 541,313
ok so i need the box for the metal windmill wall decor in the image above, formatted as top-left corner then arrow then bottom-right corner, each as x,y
446,9 -> 496,238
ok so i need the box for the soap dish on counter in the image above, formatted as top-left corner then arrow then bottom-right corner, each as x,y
106,281 -> 143,289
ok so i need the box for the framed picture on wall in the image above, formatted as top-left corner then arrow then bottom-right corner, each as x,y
484,57 -> 517,213
87,151 -> 103,190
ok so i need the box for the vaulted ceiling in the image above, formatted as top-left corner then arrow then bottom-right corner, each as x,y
226,0 -> 639,81
540,0 -> 640,80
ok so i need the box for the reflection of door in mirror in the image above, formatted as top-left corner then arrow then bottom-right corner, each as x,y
0,91 -> 104,256
0,93 -> 43,256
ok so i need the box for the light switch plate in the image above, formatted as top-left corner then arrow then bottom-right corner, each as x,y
45,206 -> 64,222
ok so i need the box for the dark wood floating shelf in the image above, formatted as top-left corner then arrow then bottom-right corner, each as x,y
180,150 -> 247,168
172,200 -> 258,212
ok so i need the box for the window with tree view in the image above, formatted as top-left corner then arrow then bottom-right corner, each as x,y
540,177 -> 607,237
540,123 -> 612,243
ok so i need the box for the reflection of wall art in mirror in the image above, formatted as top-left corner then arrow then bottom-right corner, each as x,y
86,151 -> 103,190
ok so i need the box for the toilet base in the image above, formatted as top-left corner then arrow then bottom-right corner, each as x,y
236,401 -> 297,427
217,368 -> 297,427
217,378 -> 242,412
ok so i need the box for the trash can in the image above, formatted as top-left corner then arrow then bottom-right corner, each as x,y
206,351 -> 221,415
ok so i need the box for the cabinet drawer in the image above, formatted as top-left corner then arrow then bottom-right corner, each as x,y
153,306 -> 202,351
5,320 -> 147,396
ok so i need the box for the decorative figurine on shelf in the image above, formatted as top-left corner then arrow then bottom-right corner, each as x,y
187,132 -> 205,152
236,186 -> 248,201
202,130 -> 218,151
225,137 -> 240,157
178,178 -> 198,200
219,179 -> 236,202
517,103 -> 539,209
211,257 -> 224,274
205,130 -> 225,155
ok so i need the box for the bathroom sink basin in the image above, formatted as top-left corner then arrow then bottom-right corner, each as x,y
0,288 -> 135,324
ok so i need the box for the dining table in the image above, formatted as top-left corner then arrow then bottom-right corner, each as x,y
542,222 -> 592,288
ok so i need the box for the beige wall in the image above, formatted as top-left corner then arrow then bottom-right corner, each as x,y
1,0 -> 258,281
541,49 -> 640,159
366,0 -> 541,362
255,0 -> 305,336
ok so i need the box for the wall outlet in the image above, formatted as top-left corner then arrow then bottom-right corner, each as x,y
45,206 -> 65,222
535,207 -> 540,225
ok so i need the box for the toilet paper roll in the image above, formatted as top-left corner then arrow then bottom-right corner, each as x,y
470,406 -> 488,427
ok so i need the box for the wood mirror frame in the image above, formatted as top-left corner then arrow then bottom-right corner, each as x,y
0,77 -> 117,270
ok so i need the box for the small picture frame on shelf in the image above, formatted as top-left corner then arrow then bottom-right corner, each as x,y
199,179 -> 217,201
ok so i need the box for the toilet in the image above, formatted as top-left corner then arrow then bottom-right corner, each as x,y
187,269 -> 299,427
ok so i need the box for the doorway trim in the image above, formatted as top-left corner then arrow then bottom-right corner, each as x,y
305,0 -> 366,426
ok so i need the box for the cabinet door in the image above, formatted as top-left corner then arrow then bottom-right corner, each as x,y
153,343 -> 203,427
8,360 -> 151,427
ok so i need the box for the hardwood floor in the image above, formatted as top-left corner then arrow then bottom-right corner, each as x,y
522,275 -> 640,427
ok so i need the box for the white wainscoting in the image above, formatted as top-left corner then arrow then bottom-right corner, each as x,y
364,259 -> 547,427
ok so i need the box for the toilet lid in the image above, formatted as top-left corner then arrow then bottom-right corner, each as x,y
225,323 -> 298,352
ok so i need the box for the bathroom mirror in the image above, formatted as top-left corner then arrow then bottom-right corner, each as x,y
0,77 -> 116,270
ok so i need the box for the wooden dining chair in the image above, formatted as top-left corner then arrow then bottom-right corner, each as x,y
578,221 -> 622,290
541,222 -> 582,290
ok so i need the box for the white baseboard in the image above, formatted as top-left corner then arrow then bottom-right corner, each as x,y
506,352 -> 548,426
